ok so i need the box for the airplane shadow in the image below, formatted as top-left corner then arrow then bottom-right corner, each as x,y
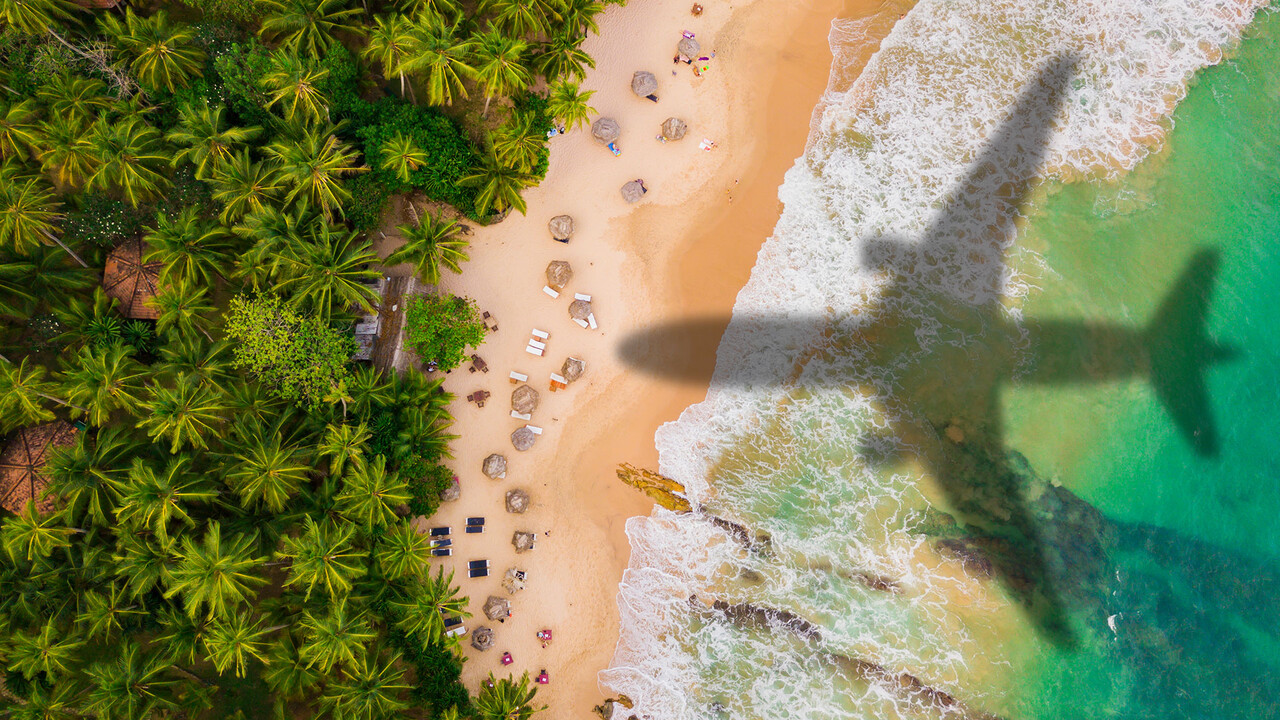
616,55 -> 1236,649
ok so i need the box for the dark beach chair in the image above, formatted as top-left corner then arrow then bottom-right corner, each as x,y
468,560 -> 489,570
430,539 -> 451,548
465,525 -> 484,534
466,517 -> 485,526
431,547 -> 452,557
443,616 -> 462,629
468,567 -> 489,579
430,527 -> 450,537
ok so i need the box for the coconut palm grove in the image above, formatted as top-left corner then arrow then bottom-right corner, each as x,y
0,0 -> 609,716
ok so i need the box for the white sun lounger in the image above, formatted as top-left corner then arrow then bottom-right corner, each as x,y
528,339 -> 546,350
574,293 -> 592,301
531,329 -> 549,340
550,373 -> 566,384
525,344 -> 544,356
527,425 -> 543,435
542,286 -> 559,298
445,625 -> 467,638
511,410 -> 531,421
509,371 -> 528,383
573,318 -> 589,328
587,313 -> 598,330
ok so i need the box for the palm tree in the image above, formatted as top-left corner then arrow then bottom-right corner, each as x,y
471,28 -> 531,117
26,243 -> 94,302
259,0 -> 363,57
151,278 -> 217,342
379,131 -> 428,183
38,75 -> 111,121
0,100 -> 42,160
0,170 -> 88,266
0,357 -> 83,431
398,0 -> 460,18
390,567 -> 468,643
0,0 -> 76,38
461,151 -> 536,216
346,365 -> 392,417
79,582 -> 145,642
212,149 -> 283,222
374,523 -> 431,580
114,456 -> 215,541
5,620 -> 84,681
86,114 -> 169,207
275,224 -> 380,318
143,206 -> 234,287
263,634 -> 323,699
319,649 -> 410,719
317,422 -> 370,477
299,597 -> 376,672
265,125 -> 364,220
557,0 -> 606,36
137,374 -> 228,453
98,9 -> 206,93
279,516 -> 365,599
205,612 -> 277,678
165,520 -> 266,620
399,16 -> 475,107
83,642 -> 183,720
233,205 -> 314,291
335,455 -> 410,528
113,532 -> 178,599
1,501 -> 76,561
491,112 -> 546,174
475,672 -> 545,720
167,102 -> 261,180
546,80 -> 596,130
61,343 -> 150,426
45,426 -> 134,528
224,433 -> 310,512
386,211 -> 469,284
0,253 -> 35,318
263,53 -> 331,124
156,335 -> 236,386
37,113 -> 98,188
533,32 -> 595,83
365,14 -> 418,100
481,0 -> 548,39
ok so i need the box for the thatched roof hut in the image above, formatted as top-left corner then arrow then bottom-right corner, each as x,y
545,260 -> 573,290
505,488 -> 530,513
471,626 -> 494,651
561,357 -> 586,383
621,180 -> 646,203
569,299 -> 592,321
631,71 -> 658,97
482,453 -> 507,479
511,385 -> 540,414
678,37 -> 701,58
662,117 -> 688,141
592,117 -> 620,143
483,595 -> 510,620
102,237 -> 161,319
0,422 -> 77,515
548,215 -> 575,241
511,427 -> 536,452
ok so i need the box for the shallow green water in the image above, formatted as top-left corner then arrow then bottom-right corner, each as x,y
1005,8 -> 1280,717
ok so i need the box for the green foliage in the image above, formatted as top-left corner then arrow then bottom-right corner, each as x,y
344,172 -> 392,232
64,193 -> 151,249
178,0 -> 264,23
402,294 -> 486,373
403,453 -> 452,517
213,41 -> 276,127
224,294 -> 357,409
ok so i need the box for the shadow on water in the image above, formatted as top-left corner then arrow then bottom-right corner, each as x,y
615,55 -> 1237,649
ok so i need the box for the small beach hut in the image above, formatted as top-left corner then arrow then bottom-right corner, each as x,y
631,71 -> 658,98
511,385 -> 540,414
678,37 -> 701,59
561,357 -> 586,383
505,488 -> 530,514
471,627 -> 495,651
621,180 -> 646,203
102,237 -> 162,319
0,421 -> 77,515
662,117 -> 688,141
483,595 -> 511,620
545,260 -> 573,290
510,427 -> 536,452
592,117 -> 621,144
568,299 -> 592,321
482,453 -> 507,479
548,215 -> 575,241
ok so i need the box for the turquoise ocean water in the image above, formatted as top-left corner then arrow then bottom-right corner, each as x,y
603,2 -> 1280,718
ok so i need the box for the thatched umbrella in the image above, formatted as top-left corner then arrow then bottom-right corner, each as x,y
510,427 -> 536,452
512,531 -> 537,553
568,299 -> 592,321
678,37 -> 701,58
545,260 -> 573,290
511,385 -> 540,414
0,421 -> 77,515
592,117 -> 620,144
482,453 -> 507,479
561,357 -> 586,383
102,237 -> 162,319
483,595 -> 510,621
548,215 -> 575,241
471,626 -> 494,651
662,117 -> 688,141
631,71 -> 658,97
503,568 -> 526,594
621,180 -> 646,203
505,488 -> 530,513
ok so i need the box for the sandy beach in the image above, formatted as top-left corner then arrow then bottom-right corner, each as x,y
379,0 -> 905,714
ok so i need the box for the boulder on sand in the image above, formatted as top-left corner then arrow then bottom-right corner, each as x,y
471,626 -> 494,651
512,531 -> 537,553
482,453 -> 507,479
440,476 -> 460,502
505,488 -> 530,513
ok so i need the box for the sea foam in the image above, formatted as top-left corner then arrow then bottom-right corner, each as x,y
601,0 -> 1268,718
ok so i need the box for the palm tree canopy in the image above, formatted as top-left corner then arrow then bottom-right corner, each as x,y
167,102 -> 261,179
258,0 -> 364,58
98,10 -> 206,93
387,211 -> 469,285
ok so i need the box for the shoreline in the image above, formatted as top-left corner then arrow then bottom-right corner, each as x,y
397,0 -> 900,714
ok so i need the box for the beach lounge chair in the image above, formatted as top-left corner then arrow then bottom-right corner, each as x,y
549,373 -> 567,392
574,293 -> 592,302
468,567 -> 489,578
465,525 -> 485,534
528,339 -> 546,350
443,616 -> 462,630
430,538 -> 452,548
511,410 -> 531,421
532,329 -> 549,340
588,313 -> 598,330
444,625 -> 466,638
467,517 -> 485,526
430,526 -> 451,537
527,425 -> 543,435
432,548 -> 452,557
543,286 -> 559,298
510,371 -> 528,384
573,318 -> 589,328
468,560 -> 489,569
525,344 -> 544,357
